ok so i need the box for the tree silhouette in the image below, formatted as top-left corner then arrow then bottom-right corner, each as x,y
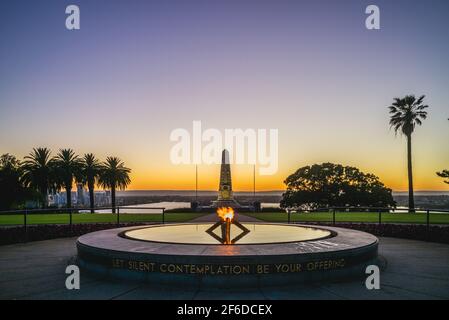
436,170 -> 449,185
436,120 -> 449,186
53,149 -> 82,209
98,157 -> 131,213
81,153 -> 102,213
281,163 -> 395,210
22,147 -> 55,207
388,95 -> 428,212
0,154 -> 28,210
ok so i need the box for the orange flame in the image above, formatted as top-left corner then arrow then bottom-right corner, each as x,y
217,207 -> 234,221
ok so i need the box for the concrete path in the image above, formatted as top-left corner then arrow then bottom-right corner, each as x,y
1,227 -> 449,299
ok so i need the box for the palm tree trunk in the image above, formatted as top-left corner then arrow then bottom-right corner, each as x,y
66,186 -> 72,209
407,134 -> 415,212
111,185 -> 116,214
40,184 -> 48,208
42,191 -> 48,208
88,183 -> 95,213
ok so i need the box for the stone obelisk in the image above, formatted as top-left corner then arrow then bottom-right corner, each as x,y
212,149 -> 240,208
218,149 -> 233,201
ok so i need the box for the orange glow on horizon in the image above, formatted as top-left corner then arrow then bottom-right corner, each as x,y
125,167 -> 449,192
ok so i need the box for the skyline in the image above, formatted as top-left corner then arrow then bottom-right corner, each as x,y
1,0 -> 449,191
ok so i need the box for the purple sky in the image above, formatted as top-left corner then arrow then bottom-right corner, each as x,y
1,0 -> 448,190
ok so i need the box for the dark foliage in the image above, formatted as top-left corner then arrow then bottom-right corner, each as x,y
281,163 -> 395,210
0,154 -> 35,210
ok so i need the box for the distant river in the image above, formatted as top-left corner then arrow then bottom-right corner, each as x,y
90,202 -> 280,214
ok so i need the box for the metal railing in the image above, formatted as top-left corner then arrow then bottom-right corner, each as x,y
284,206 -> 449,228
2,205 -> 449,244
0,206 -> 167,229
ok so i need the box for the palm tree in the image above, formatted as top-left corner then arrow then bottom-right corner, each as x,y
81,153 -> 102,213
98,157 -> 131,213
22,147 -> 55,207
388,95 -> 429,212
436,170 -> 449,185
436,121 -> 449,185
53,149 -> 82,209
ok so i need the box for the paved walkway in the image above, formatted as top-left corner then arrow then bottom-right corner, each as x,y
1,217 -> 449,300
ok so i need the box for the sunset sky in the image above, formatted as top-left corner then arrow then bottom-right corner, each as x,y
1,0 -> 448,191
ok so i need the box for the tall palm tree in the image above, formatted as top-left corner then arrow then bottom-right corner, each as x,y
98,157 -> 131,213
436,170 -> 449,185
81,153 -> 102,213
22,147 -> 55,207
53,149 -> 82,209
436,121 -> 449,185
388,95 -> 429,212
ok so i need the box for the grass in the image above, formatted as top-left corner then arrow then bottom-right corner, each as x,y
1,211 -> 449,226
245,211 -> 449,224
0,212 -> 206,226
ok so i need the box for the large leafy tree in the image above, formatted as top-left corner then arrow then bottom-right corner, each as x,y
0,154 -> 29,210
280,163 -> 395,210
388,95 -> 428,212
98,157 -> 131,213
22,147 -> 55,207
80,153 -> 102,213
53,149 -> 82,209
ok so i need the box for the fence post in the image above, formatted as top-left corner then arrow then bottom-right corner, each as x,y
378,210 -> 382,226
117,207 -> 120,227
288,210 -> 291,224
69,208 -> 73,230
162,208 -> 165,224
332,209 -> 336,226
24,209 -> 28,242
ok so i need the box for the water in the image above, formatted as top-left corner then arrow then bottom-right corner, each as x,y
261,202 -> 281,208
91,202 -> 190,214
89,202 -> 280,214
124,223 -> 331,245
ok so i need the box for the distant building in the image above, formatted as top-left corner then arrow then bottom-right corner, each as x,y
48,188 -> 111,208
77,183 -> 86,207
48,192 -> 67,207
95,190 -> 111,207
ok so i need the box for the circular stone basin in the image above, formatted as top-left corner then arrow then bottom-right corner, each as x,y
123,223 -> 333,245
77,223 -> 379,288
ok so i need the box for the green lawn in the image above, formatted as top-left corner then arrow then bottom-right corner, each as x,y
0,212 -> 205,226
245,211 -> 449,224
2,211 -> 449,226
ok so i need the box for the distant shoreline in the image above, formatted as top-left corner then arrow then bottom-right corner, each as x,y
107,189 -> 449,210
116,190 -> 449,196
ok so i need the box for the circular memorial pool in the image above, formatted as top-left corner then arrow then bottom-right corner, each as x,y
122,223 -> 333,245
77,223 -> 379,287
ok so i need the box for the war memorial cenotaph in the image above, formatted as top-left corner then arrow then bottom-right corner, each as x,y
76,150 -> 379,287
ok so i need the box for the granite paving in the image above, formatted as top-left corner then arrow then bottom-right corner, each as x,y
1,216 -> 448,300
